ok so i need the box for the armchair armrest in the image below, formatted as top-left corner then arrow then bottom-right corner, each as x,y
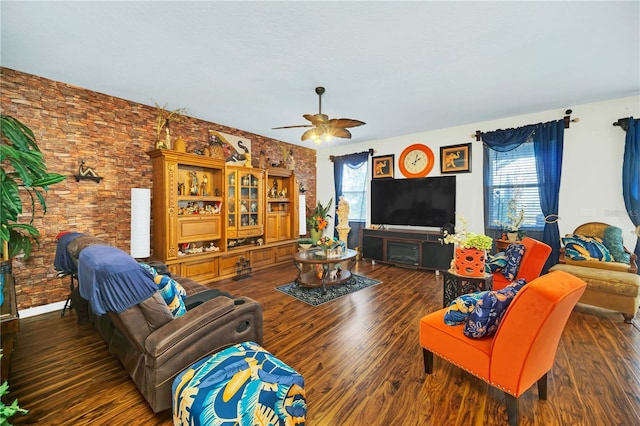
144,296 -> 263,369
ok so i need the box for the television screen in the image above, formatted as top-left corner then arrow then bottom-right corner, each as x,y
370,176 -> 456,228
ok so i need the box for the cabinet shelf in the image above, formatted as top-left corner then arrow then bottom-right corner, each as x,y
178,196 -> 223,202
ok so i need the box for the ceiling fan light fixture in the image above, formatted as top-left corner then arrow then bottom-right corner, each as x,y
273,86 -> 365,144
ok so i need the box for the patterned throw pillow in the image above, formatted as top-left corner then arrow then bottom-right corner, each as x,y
485,252 -> 508,273
502,243 -> 525,281
463,279 -> 527,338
154,275 -> 187,318
562,234 -> 613,262
443,291 -> 489,325
602,226 -> 631,264
139,262 -> 158,277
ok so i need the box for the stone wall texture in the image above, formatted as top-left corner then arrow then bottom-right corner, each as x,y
0,67 -> 317,310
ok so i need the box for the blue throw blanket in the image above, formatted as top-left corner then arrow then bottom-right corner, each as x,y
78,245 -> 157,315
53,232 -> 85,274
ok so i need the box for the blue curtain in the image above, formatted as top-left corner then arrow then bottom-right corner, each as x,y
622,117 -> 640,269
482,124 -> 537,242
481,125 -> 536,152
533,120 -> 564,270
482,121 -> 564,269
333,151 -> 370,246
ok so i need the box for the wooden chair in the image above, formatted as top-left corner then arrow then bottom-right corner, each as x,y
419,271 -> 586,426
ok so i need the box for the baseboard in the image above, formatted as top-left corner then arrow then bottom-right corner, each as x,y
19,300 -> 67,319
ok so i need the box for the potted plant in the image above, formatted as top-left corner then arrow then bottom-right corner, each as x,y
442,214 -> 493,277
306,197 -> 333,243
1,115 -> 66,262
494,190 -> 525,242
297,237 -> 314,250
0,354 -> 28,424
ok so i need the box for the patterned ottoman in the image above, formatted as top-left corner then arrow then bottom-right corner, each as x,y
172,341 -> 307,425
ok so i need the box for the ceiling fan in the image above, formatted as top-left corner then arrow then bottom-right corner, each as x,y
273,87 -> 365,143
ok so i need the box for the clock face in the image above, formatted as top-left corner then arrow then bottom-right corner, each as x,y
399,144 -> 434,178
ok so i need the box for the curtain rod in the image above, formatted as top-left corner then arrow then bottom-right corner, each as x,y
471,109 -> 580,141
613,118 -> 630,131
329,148 -> 375,162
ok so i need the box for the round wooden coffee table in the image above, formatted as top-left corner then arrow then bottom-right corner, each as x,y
292,248 -> 358,294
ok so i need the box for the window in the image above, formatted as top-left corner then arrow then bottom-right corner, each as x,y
340,162 -> 368,221
486,141 -> 545,232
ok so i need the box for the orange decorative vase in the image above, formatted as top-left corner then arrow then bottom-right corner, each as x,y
454,247 -> 486,277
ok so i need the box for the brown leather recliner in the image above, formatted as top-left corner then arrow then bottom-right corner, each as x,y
105,285 -> 263,413
74,243 -> 263,413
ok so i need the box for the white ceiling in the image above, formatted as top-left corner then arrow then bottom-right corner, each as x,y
1,1 -> 639,148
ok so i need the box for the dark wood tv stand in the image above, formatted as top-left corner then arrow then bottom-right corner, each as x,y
360,228 -> 453,271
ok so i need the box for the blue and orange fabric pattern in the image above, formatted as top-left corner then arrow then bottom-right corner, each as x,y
502,243 -> 525,281
443,291 -> 488,326
562,234 -> 613,262
463,278 -> 527,338
485,251 -> 508,273
173,341 -> 306,426
154,274 -> 187,318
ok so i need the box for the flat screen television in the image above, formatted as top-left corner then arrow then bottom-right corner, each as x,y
370,175 -> 456,228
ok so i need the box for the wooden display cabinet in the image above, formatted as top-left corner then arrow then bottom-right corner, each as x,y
265,168 -> 299,243
148,149 -> 225,282
226,167 -> 264,248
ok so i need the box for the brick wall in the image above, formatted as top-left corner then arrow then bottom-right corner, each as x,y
0,67 -> 317,309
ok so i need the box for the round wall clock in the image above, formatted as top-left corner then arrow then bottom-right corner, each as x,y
398,144 -> 434,178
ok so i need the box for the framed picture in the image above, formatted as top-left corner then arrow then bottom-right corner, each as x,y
440,143 -> 472,174
372,155 -> 394,179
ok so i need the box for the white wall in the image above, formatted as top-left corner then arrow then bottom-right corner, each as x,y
316,95 -> 639,248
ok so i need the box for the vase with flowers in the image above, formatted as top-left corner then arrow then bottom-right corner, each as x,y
306,197 -> 333,243
494,197 -> 525,242
442,214 -> 493,277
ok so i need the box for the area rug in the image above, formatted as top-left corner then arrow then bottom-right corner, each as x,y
276,274 -> 382,306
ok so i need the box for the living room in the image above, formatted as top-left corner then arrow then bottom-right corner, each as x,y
1,2 -> 639,425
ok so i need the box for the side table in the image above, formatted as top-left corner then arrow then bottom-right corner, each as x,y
442,270 -> 493,308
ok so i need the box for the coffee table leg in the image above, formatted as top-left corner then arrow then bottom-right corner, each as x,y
293,260 -> 303,285
321,264 -> 332,294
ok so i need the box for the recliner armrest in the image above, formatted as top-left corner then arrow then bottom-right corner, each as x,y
144,296 -> 262,363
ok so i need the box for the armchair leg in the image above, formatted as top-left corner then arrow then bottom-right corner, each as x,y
622,313 -> 633,324
504,393 -> 519,426
537,373 -> 548,400
422,348 -> 433,374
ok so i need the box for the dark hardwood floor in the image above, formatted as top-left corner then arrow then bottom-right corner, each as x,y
5,261 -> 640,425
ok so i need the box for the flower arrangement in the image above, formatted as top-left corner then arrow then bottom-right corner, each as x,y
316,236 -> 341,250
494,198 -> 525,233
441,214 -> 493,251
494,185 -> 525,233
306,197 -> 333,232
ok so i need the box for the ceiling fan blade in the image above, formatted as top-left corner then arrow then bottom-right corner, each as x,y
328,127 -> 352,139
328,118 -> 366,128
301,128 -> 319,141
304,113 -> 329,125
272,124 -> 313,129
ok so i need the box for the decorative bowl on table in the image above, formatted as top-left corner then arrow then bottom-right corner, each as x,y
316,237 -> 343,258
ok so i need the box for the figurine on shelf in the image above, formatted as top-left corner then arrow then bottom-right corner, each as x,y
286,150 -> 295,170
240,201 -> 248,213
259,151 -> 266,169
78,160 -> 99,177
189,171 -> 199,196
200,174 -> 208,196
250,201 -> 258,212
278,187 -> 287,198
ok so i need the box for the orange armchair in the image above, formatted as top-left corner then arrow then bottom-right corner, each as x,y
492,237 -> 552,290
420,271 -> 586,426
